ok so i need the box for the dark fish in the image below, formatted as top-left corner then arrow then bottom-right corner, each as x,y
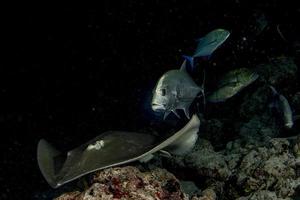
183,29 -> 230,68
269,86 -> 293,129
207,68 -> 259,102
38,115 -> 200,188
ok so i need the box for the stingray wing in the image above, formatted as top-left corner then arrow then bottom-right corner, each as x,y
38,131 -> 157,188
38,115 -> 201,188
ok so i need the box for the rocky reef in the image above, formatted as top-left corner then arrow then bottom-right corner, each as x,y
55,166 -> 187,200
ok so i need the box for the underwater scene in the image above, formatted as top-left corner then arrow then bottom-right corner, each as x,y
3,1 -> 300,199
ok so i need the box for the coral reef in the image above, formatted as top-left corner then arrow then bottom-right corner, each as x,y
239,112 -> 279,142
239,85 -> 273,120
255,56 -> 297,86
236,190 -> 292,200
233,138 -> 299,198
183,141 -> 231,180
158,133 -> 300,199
191,188 -> 217,200
54,166 -> 187,200
180,181 -> 201,197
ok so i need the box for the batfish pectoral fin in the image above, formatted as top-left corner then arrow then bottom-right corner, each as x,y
37,139 -> 65,188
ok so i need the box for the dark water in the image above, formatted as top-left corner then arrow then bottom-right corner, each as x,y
2,1 -> 299,199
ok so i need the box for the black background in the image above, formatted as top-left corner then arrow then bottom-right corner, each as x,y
2,1 -> 299,199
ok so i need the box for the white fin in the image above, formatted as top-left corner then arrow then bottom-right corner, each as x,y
285,122 -> 293,129
37,139 -> 63,188
163,111 -> 171,120
180,60 -> 187,71
183,107 -> 190,119
168,131 -> 198,156
138,153 -> 154,163
159,150 -> 172,158
269,85 -> 278,96
164,120 -> 200,156
172,110 -> 181,118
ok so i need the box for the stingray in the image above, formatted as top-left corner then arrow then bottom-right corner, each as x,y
37,115 -> 200,188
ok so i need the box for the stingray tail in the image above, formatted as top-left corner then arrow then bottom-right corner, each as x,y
37,139 -> 65,188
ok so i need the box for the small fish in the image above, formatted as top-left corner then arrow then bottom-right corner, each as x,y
183,28 -> 230,68
207,68 -> 259,102
269,86 -> 293,129
38,115 -> 200,188
151,60 -> 204,119
250,10 -> 268,36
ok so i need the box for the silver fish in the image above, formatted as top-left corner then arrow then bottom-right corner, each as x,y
269,86 -> 293,129
151,61 -> 203,119
207,68 -> 259,103
38,115 -> 200,188
183,28 -> 230,68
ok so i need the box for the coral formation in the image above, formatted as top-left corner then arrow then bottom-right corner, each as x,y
55,166 -> 187,200
255,56 -> 297,86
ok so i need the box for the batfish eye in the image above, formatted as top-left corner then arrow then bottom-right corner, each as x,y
161,88 -> 166,96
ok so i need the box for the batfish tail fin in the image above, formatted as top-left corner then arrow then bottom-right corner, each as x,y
182,55 -> 194,70
37,139 -> 65,188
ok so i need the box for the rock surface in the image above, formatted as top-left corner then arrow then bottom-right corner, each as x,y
55,166 -> 187,200
255,56 -> 298,86
162,137 -> 300,199
236,190 -> 292,200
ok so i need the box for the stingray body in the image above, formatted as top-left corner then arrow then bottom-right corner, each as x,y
38,115 -> 200,188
